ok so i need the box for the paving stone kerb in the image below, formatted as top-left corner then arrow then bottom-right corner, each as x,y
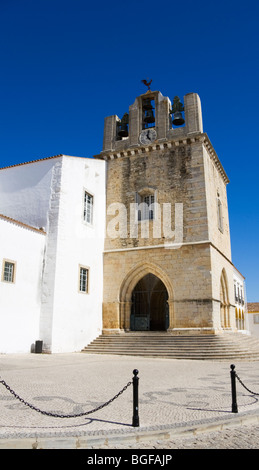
1,353 -> 259,447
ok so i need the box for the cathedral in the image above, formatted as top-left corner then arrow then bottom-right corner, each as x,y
0,88 -> 248,354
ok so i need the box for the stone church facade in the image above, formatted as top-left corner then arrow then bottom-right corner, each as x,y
99,90 -> 236,335
0,88 -> 247,353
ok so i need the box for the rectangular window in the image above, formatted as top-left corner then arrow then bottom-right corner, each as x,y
79,266 -> 89,293
138,194 -> 155,221
234,283 -> 238,302
217,198 -> 223,232
83,191 -> 93,224
253,315 -> 259,324
2,260 -> 16,283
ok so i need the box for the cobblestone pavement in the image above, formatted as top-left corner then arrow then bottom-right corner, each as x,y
96,423 -> 259,449
1,353 -> 259,449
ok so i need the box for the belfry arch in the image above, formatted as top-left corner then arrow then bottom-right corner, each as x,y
119,263 -> 174,331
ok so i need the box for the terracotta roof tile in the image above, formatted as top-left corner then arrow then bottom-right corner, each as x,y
0,154 -> 63,171
0,213 -> 46,234
247,302 -> 259,313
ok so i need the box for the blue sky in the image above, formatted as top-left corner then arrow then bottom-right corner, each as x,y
0,0 -> 258,301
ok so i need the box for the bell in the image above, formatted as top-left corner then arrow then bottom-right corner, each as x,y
117,123 -> 128,137
117,113 -> 129,137
142,99 -> 153,110
144,109 -> 155,124
172,111 -> 185,126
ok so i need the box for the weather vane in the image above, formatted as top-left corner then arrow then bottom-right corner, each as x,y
141,79 -> 152,91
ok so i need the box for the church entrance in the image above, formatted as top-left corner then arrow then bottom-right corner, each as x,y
130,273 -> 169,331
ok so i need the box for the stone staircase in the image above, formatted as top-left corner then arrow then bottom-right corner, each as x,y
81,332 -> 259,361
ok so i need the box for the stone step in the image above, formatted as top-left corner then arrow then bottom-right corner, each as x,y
84,343 -> 258,352
82,332 -> 259,360
83,344 -> 259,353
85,336 -> 259,348
88,336 -> 257,344
83,346 -> 259,355
82,351 -> 259,360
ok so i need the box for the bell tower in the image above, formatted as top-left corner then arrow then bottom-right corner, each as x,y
97,86 -> 235,336
102,89 -> 203,153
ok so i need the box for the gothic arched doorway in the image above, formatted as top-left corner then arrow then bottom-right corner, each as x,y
130,273 -> 169,331
220,269 -> 230,328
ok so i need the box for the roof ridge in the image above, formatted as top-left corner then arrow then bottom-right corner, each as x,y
0,213 -> 46,234
0,154 -> 64,171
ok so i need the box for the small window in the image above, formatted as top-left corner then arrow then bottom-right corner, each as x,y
137,193 -> 155,221
217,197 -> 223,232
83,191 -> 93,224
253,315 -> 259,324
2,260 -> 16,283
79,266 -> 89,293
234,283 -> 238,302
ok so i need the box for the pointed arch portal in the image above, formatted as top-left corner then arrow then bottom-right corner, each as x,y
119,262 -> 174,331
131,273 -> 169,331
220,269 -> 230,328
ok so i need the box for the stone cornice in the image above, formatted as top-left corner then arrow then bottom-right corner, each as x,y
95,133 -> 229,185
201,133 -> 229,185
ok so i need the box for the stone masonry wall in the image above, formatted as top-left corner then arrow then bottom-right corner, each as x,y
100,91 -> 234,335
203,145 -> 232,260
102,243 -> 213,332
104,139 -> 209,252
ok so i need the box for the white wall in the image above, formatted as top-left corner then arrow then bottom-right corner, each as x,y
0,218 -> 46,353
0,157 -> 62,230
40,156 -> 106,353
248,314 -> 259,338
0,155 -> 106,354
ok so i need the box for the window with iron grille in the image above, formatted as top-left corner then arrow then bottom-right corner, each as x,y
79,266 -> 89,293
83,191 -> 93,224
138,194 -> 155,221
2,261 -> 15,283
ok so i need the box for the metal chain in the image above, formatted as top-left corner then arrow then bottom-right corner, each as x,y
0,378 -> 132,418
235,373 -> 259,396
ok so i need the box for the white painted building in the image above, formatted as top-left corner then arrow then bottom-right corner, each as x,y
0,155 -> 106,353
233,267 -> 248,333
0,84 -> 254,355
0,215 -> 46,353
0,152 -> 253,354
247,303 -> 259,338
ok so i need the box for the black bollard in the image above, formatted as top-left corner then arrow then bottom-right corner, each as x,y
132,369 -> 139,427
230,364 -> 238,413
